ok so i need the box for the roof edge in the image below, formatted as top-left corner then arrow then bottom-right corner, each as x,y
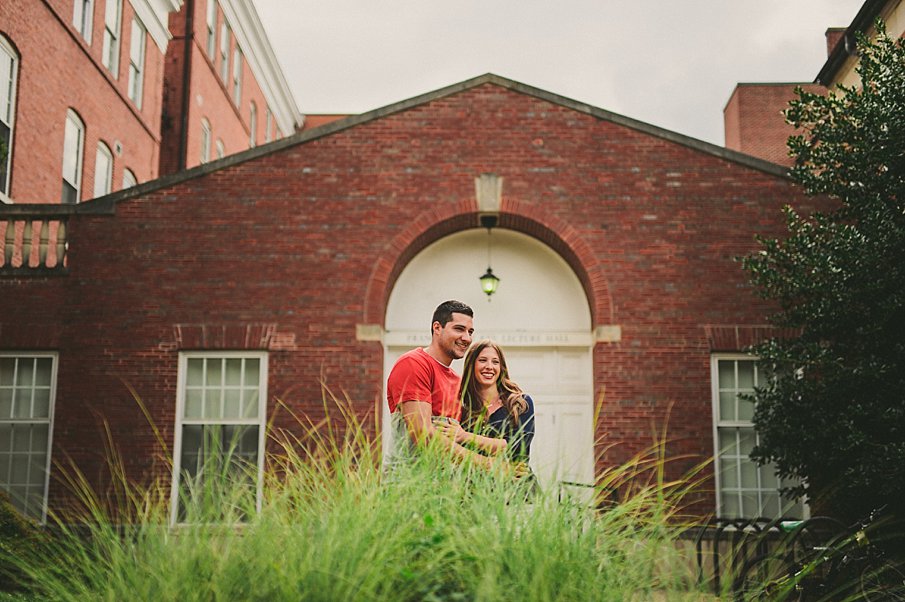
816,0 -> 887,86
67,73 -> 793,210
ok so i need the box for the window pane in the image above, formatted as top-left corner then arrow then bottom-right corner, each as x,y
722,493 -> 740,517
0,389 -> 11,419
186,358 -> 204,386
32,388 -> 50,419
223,389 -> 241,419
33,359 -> 52,387
242,389 -> 258,419
737,361 -> 755,390
0,424 -> 10,449
17,358 -> 35,388
738,398 -> 755,421
0,359 -> 13,385
738,429 -> 756,455
719,391 -> 735,421
741,493 -> 759,517
11,426 -> 30,452
93,144 -> 113,197
224,359 -> 242,386
203,388 -> 222,420
206,359 -> 222,387
740,461 -> 758,488
245,358 -> 259,383
184,389 -> 203,419
718,361 -> 735,389
719,458 -> 738,488
718,430 -> 737,456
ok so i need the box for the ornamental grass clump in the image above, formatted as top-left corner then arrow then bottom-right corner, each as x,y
3,393 -> 705,601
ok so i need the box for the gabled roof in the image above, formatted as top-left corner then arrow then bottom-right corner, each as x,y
58,73 -> 791,213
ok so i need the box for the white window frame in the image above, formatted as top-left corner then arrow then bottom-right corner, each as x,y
200,118 -> 211,164
249,102 -> 256,148
73,0 -> 94,44
219,22 -> 230,82
62,110 -> 85,204
215,139 -> 224,159
122,167 -> 137,189
93,141 -> 113,198
232,46 -> 242,105
711,354 -> 806,519
171,351 -> 267,525
127,18 -> 146,108
101,0 -> 122,76
0,36 -> 18,201
205,0 -> 217,58
0,353 -> 58,523
264,107 -> 272,143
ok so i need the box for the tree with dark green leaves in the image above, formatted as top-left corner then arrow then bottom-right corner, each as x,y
742,23 -> 905,525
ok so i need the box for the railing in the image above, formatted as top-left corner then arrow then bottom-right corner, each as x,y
691,516 -> 801,596
0,202 -> 114,276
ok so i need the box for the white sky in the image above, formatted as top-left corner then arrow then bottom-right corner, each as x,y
254,1 -> 861,146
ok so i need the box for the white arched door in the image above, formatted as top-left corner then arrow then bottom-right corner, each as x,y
383,229 -> 595,493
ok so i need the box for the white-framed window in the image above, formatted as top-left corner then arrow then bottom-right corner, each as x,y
122,168 -> 137,189
215,139 -> 224,159
712,355 -> 805,519
61,110 -> 85,204
219,22 -> 230,82
0,353 -> 57,522
93,141 -> 113,198
264,107 -> 272,143
205,0 -> 217,58
249,102 -> 256,148
127,18 -> 146,108
200,118 -> 211,164
231,47 -> 242,105
101,0 -> 122,75
172,352 -> 267,524
0,36 -> 18,200
73,0 -> 94,44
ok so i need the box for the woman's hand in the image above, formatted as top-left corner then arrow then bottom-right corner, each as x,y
435,421 -> 470,444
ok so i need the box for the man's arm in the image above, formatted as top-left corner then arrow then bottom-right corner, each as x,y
398,400 -> 494,468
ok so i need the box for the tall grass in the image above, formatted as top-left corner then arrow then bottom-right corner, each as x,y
3,395 -> 709,601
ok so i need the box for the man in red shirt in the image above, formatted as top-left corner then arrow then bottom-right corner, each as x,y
386,300 -> 492,466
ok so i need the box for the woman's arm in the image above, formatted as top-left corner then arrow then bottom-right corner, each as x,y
436,422 -> 509,456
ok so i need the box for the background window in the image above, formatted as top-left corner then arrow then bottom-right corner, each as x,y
128,18 -> 146,108
219,23 -> 230,81
264,107 -> 272,143
205,0 -> 217,58
232,47 -> 242,105
0,37 -> 18,199
0,354 -> 56,521
73,0 -> 94,44
61,110 -> 85,204
173,353 -> 266,523
93,142 -> 113,198
249,103 -> 256,148
215,139 -> 224,159
712,356 -> 805,519
102,0 -> 122,75
122,168 -> 137,189
200,119 -> 211,164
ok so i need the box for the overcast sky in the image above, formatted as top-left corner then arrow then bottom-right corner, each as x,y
254,1 -> 861,146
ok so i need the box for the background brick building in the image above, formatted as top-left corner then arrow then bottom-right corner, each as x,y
1,74 -> 825,521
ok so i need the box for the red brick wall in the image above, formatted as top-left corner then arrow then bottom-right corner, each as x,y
723,83 -> 825,166
0,82 -> 828,513
2,0 -> 163,203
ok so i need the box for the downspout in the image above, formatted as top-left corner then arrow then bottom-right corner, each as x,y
177,0 -> 195,170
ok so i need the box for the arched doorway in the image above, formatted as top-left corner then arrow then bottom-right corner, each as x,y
383,228 -> 595,493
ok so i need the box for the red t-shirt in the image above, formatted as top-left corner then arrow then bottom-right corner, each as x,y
386,347 -> 462,420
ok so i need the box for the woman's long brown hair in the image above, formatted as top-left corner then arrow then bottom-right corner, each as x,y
458,339 -> 528,431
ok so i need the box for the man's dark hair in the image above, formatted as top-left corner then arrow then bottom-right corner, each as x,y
431,300 -> 473,329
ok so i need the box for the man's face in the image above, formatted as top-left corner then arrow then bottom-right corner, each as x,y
432,312 -> 474,363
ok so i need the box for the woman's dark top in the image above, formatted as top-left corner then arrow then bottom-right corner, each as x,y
484,394 -> 535,463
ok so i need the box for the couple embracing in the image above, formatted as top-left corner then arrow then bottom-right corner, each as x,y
386,300 -> 535,480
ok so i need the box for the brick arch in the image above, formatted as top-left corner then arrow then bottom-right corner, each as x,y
363,201 -> 612,326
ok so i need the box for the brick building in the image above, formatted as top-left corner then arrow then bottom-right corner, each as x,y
0,0 -> 301,205
1,73 -> 827,522
723,0 -> 903,165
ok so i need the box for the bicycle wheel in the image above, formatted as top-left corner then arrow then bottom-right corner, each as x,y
735,553 -> 801,601
861,560 -> 905,601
